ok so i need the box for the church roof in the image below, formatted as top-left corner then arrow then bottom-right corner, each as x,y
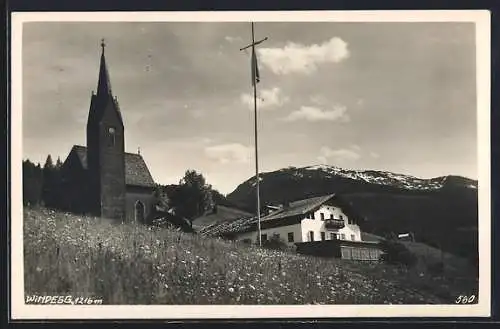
71,145 -> 155,188
87,41 -> 124,128
97,40 -> 113,97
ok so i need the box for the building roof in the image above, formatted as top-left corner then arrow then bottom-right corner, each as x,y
70,145 -> 155,188
200,194 -> 362,237
261,194 -> 335,222
198,215 -> 258,237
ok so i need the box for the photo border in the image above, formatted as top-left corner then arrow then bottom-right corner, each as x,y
8,9 -> 492,320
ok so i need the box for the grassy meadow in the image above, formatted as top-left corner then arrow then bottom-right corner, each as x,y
23,206 -> 478,305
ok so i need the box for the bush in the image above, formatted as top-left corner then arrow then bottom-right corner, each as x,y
427,261 -> 445,276
262,234 -> 288,251
379,239 -> 417,268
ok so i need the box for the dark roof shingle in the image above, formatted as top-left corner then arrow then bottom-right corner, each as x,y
70,145 -> 155,187
200,194 -> 365,238
260,194 -> 335,222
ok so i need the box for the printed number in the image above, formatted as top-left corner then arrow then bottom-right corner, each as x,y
455,295 -> 476,304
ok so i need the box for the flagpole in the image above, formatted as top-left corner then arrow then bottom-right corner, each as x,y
251,22 -> 262,248
240,22 -> 267,247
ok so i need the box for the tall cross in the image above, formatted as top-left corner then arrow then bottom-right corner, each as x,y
240,22 -> 268,247
101,38 -> 106,53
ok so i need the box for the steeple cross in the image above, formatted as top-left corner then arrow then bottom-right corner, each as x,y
101,38 -> 106,53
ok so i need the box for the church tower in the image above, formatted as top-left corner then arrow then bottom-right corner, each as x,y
86,40 -> 126,220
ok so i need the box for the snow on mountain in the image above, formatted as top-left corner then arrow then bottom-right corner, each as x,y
269,165 -> 476,191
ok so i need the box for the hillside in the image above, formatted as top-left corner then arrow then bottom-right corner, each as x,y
23,207 -> 477,305
361,233 -> 477,278
226,165 -> 478,259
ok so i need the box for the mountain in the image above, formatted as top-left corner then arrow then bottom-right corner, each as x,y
226,165 -> 478,260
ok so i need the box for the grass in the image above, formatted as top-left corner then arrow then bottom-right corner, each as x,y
24,206 -> 478,305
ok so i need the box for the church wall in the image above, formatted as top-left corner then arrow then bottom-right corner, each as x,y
60,152 -> 91,214
98,100 -> 126,221
125,187 -> 155,223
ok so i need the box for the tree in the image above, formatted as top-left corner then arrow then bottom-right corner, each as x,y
211,189 -> 226,205
41,154 -> 63,209
55,157 -> 63,169
23,159 -> 43,205
379,238 -> 417,268
153,184 -> 170,212
170,170 -> 214,221
44,155 -> 54,170
263,234 -> 288,251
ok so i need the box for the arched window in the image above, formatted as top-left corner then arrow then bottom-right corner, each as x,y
108,126 -> 116,147
135,200 -> 145,222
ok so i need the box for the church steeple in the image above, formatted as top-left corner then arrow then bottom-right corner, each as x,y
97,38 -> 112,96
86,38 -> 126,221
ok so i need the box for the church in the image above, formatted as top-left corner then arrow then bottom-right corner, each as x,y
59,41 -> 156,223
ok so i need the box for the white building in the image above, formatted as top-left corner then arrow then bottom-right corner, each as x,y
199,194 -> 383,260
237,194 -> 362,245
201,194 -> 363,246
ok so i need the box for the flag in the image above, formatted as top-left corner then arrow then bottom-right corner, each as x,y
251,46 -> 260,86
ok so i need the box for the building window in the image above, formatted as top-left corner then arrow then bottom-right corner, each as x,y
310,213 -> 315,220
351,234 -> 355,241
134,200 -> 145,223
261,234 -> 268,241
309,231 -> 314,242
273,233 -> 280,239
320,213 -> 325,220
330,214 -> 334,219
321,232 -> 326,240
288,232 -> 294,242
108,126 -> 116,147
341,233 -> 346,240
340,214 -> 344,220
330,233 -> 337,240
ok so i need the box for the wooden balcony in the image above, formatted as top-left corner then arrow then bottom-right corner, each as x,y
324,219 -> 345,230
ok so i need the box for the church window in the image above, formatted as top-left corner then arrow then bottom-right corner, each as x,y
108,126 -> 116,147
135,200 -> 145,223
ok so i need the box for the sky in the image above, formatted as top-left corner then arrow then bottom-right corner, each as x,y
21,21 -> 478,194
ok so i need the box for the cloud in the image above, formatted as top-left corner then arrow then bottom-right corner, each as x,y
351,144 -> 361,151
370,151 -> 380,158
258,37 -> 350,75
284,105 -> 349,122
318,145 -> 361,163
240,87 -> 289,111
225,36 -> 242,43
310,95 -> 329,105
204,143 -> 252,164
189,108 -> 205,119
